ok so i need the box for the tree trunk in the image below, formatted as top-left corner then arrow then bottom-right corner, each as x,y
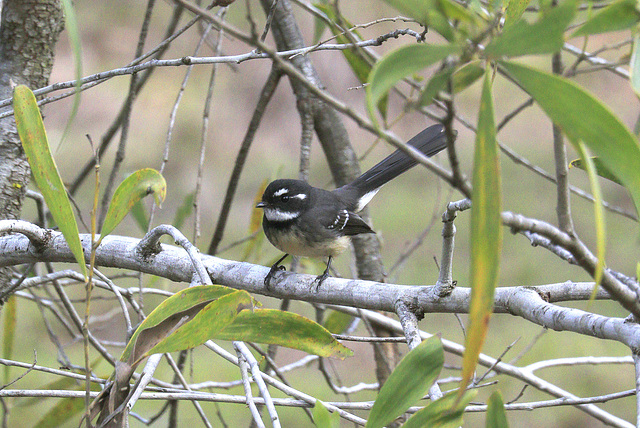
0,0 -> 64,295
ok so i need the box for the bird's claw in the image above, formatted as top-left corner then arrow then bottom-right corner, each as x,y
264,263 -> 286,289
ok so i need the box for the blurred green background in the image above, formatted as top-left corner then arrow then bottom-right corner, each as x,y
4,0 -> 639,427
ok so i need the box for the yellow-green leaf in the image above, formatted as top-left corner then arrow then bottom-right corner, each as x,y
100,168 -> 166,238
214,309 -> 353,359
323,310 -> 353,334
499,60 -> 640,218
403,390 -> 476,428
312,400 -> 340,428
570,157 -> 623,185
145,290 -> 253,358
630,35 -> 640,100
572,0 -> 640,37
367,44 -> 460,123
461,72 -> 502,395
56,0 -> 82,151
2,296 -> 17,383
504,0 -> 532,27
366,336 -> 444,428
485,0 -> 576,58
13,85 -> 87,277
486,391 -> 509,428
575,143 -> 606,296
120,285 -> 239,364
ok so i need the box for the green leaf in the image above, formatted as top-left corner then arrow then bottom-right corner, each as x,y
420,61 -> 484,106
486,391 -> 509,428
323,310 -> 353,334
100,168 -> 166,239
13,85 -> 87,277
312,401 -> 340,428
367,43 -> 460,122
120,285 -> 240,364
56,0 -> 83,152
570,157 -> 622,185
573,0 -> 640,37
146,290 -> 253,358
2,296 -> 17,383
366,336 -> 444,428
130,200 -> 149,233
485,0 -> 576,58
499,60 -> 640,218
504,0 -> 533,27
452,61 -> 485,93
172,191 -> 195,230
403,390 -> 477,428
34,398 -> 85,428
215,309 -> 353,359
630,35 -> 640,99
420,68 -> 454,106
461,72 -> 502,395
575,143 -> 606,296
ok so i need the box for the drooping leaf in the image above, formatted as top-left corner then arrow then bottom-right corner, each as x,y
499,60 -> 640,218
13,85 -> 87,277
367,43 -> 461,122
56,0 -> 83,152
2,296 -> 17,383
420,61 -> 484,106
312,400 -> 340,428
366,336 -> 444,428
34,398 -> 85,428
570,157 -> 622,185
420,68 -> 454,107
145,290 -> 253,358
403,390 -> 477,428
575,143 -> 606,299
461,72 -> 502,396
130,200 -> 149,233
120,285 -> 240,364
100,168 -> 166,239
485,0 -> 576,58
630,35 -> 640,100
572,0 -> 640,37
214,309 -> 353,359
486,391 -> 509,428
452,61 -> 485,93
323,310 -> 354,334
243,180 -> 268,261
172,191 -> 195,230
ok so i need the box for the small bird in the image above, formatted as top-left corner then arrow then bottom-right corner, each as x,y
256,124 -> 448,289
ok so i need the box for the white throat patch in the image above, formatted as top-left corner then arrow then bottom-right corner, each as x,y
264,207 -> 300,222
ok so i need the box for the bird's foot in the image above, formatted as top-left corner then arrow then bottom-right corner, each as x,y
264,263 -> 286,289
312,270 -> 330,292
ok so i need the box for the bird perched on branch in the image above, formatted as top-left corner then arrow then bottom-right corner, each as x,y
256,124 -> 448,289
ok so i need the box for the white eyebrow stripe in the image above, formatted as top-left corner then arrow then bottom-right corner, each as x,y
273,188 -> 289,197
291,193 -> 307,200
263,208 -> 300,222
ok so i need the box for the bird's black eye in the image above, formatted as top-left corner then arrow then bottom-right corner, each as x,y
280,195 -> 290,202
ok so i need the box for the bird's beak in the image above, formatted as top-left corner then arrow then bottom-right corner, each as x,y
256,201 -> 267,209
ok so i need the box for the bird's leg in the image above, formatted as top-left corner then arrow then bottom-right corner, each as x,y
264,253 -> 289,289
313,256 -> 333,291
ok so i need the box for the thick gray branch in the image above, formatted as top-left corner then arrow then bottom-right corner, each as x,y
1,228 -> 639,350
